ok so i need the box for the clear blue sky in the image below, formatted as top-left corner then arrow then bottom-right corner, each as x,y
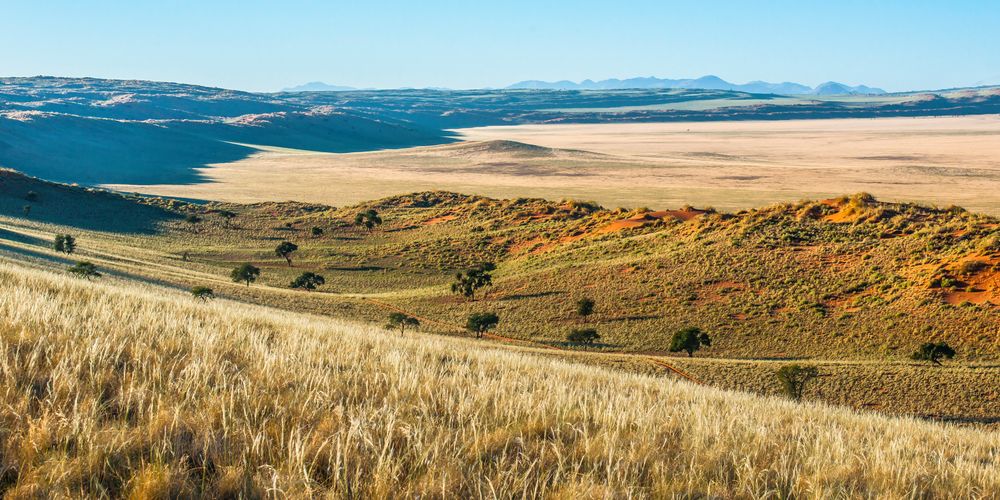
3,0 -> 998,92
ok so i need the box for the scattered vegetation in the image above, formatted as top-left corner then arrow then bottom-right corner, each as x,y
576,297 -> 595,320
451,262 -> 496,301
354,209 -> 382,232
466,312 -> 500,338
67,261 -> 101,280
669,327 -> 712,357
290,271 -> 325,291
52,234 -> 76,254
386,312 -> 420,335
230,263 -> 261,287
274,241 -> 299,266
567,328 -> 600,345
776,365 -> 820,401
911,342 -> 957,366
190,286 -> 215,300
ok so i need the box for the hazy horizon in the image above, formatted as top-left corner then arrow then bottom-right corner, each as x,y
3,0 -> 1000,93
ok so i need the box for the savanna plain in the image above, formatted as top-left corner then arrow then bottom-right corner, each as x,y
1,79 -> 999,498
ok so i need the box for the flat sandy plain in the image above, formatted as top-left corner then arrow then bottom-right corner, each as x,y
108,115 -> 1000,213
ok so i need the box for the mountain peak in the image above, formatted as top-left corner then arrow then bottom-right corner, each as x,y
506,76 -> 885,95
282,82 -> 356,92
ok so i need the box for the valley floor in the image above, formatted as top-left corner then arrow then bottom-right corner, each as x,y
105,115 -> 1000,215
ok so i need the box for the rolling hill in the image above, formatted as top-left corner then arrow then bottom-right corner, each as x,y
0,173 -> 996,424
0,77 -> 451,185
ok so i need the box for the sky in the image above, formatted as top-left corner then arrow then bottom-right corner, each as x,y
2,0 -> 999,92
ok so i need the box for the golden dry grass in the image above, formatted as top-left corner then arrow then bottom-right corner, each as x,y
105,115 -> 1000,215
0,261 -> 998,497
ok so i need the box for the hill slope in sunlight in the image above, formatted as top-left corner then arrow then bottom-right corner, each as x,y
0,261 -> 997,497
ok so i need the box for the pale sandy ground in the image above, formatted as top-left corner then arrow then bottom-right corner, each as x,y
106,115 -> 1000,214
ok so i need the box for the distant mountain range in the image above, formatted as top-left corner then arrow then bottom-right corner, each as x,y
282,82 -> 358,92
506,76 -> 886,95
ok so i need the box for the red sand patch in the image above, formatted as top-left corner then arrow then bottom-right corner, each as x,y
593,208 -> 705,236
509,237 -> 547,255
824,207 -> 862,224
694,281 -> 748,305
423,214 -> 458,225
941,256 -> 1000,306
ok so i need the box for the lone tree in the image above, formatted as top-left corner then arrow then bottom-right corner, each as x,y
25,191 -> 38,202
567,328 -> 600,345
185,214 -> 202,232
386,312 -> 420,336
466,312 -> 499,339
290,272 -> 325,291
576,297 -> 595,320
190,286 -> 215,300
217,210 -> 237,227
911,342 -> 956,366
451,262 -> 496,301
22,205 -> 31,217
311,226 -> 324,237
274,241 -> 299,266
354,209 -> 382,232
775,364 -> 820,401
669,327 -> 712,357
53,234 -> 76,254
230,263 -> 261,287
67,261 -> 101,280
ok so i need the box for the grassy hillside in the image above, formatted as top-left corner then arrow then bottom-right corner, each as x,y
0,176 -> 997,421
0,261 -> 997,497
144,190 -> 1000,359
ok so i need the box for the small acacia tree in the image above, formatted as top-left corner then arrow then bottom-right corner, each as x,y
354,209 -> 382,232
386,312 -> 420,336
25,191 -> 38,202
217,210 -> 237,227
466,312 -> 499,339
451,262 -> 496,301
290,272 -> 325,291
567,328 -> 600,345
53,234 -> 77,254
576,297 -> 595,320
22,205 -> 31,217
776,364 -> 820,401
190,286 -> 215,300
67,261 -> 101,280
185,214 -> 202,232
275,241 -> 299,267
230,263 -> 261,287
911,342 -> 956,366
311,226 -> 324,237
669,327 -> 712,357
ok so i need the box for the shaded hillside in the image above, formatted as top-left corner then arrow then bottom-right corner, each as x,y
0,169 -> 181,232
0,78 -> 451,185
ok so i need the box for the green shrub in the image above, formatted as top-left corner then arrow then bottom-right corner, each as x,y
775,365 -> 819,400
567,328 -> 600,345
